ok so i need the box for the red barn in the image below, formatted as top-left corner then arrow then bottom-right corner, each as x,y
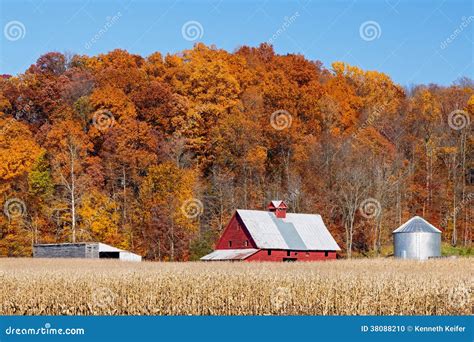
201,200 -> 340,261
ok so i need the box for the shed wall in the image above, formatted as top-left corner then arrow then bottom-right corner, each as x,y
119,251 -> 142,262
33,244 -> 91,258
85,244 -> 99,258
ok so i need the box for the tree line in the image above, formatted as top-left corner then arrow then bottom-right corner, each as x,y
0,43 -> 472,259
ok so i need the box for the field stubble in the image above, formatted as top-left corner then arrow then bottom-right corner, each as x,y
0,258 -> 471,315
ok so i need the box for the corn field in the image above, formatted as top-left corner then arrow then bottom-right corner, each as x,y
0,258 -> 471,315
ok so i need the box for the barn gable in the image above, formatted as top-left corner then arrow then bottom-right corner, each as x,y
215,213 -> 257,249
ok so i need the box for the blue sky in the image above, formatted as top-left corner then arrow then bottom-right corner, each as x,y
0,0 -> 472,86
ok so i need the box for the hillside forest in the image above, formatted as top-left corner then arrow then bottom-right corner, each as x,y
0,43 -> 472,259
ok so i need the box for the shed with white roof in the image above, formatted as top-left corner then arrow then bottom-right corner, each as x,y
33,242 -> 142,262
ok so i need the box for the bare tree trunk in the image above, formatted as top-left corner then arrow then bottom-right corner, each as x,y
372,220 -> 377,252
396,183 -> 402,226
344,203 -> 357,259
122,165 -> 128,233
423,143 -> 429,217
34,217 -> 38,244
28,217 -> 38,251
157,238 -> 161,261
348,214 -> 355,258
373,214 -> 382,255
219,194 -> 224,232
452,153 -> 457,246
169,218 -> 175,261
69,144 -> 77,243
344,220 -> 351,258
429,147 -> 433,213
460,131 -> 467,246
243,166 -> 248,208
376,220 -> 382,255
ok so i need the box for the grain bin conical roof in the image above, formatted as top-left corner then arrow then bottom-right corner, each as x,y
393,216 -> 441,234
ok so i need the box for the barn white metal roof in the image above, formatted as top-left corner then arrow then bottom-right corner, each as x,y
393,216 -> 442,234
237,210 -> 341,251
98,243 -> 123,252
98,243 -> 142,261
201,249 -> 258,260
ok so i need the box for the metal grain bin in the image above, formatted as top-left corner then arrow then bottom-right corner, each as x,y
393,216 -> 441,260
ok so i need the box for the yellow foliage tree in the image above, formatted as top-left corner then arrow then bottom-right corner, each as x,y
0,118 -> 43,189
77,190 -> 126,249
140,162 -> 199,260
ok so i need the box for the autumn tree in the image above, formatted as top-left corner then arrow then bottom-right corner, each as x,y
44,120 -> 95,242
139,162 -> 199,260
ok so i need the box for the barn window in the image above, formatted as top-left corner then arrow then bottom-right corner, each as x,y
306,252 -> 310,257
267,250 -> 272,256
228,241 -> 232,247
283,258 -> 296,262
287,251 -> 290,256
244,240 -> 248,247
324,251 -> 329,257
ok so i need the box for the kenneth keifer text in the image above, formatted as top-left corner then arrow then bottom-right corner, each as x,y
415,325 -> 466,333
